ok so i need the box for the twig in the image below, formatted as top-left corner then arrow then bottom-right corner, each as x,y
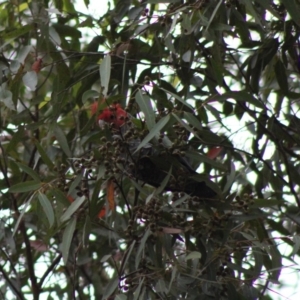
20,220 -> 39,299
38,254 -> 62,289
0,143 -> 39,297
0,264 -> 25,300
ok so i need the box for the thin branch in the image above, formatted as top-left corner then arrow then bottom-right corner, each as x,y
36,62 -> 54,91
9,148 -> 40,298
0,248 -> 19,278
38,254 -> 62,289
239,102 -> 300,207
0,264 -> 25,300
1,142 -> 39,299
260,279 -> 269,298
19,221 -> 39,299
114,179 -> 132,218
277,144 -> 300,207
18,98 -> 37,122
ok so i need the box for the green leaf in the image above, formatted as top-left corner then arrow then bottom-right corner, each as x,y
274,59 -> 289,95
209,91 -> 265,108
156,279 -> 168,293
227,282 -> 250,299
82,215 -> 91,247
90,177 -> 104,216
0,84 -> 14,110
268,244 -> 282,283
205,0 -> 223,32
1,24 -> 33,42
22,71 -> 38,91
115,295 -> 127,300
255,0 -> 281,18
160,88 -> 194,110
97,164 -> 106,180
100,55 -> 111,97
13,193 -> 35,236
133,278 -> 145,300
101,277 -> 118,300
186,251 -> 202,260
50,189 -> 70,206
16,163 -> 41,182
165,34 -> 176,54
67,173 -> 83,196
181,13 -> 192,33
60,196 -> 86,223
161,233 -> 176,261
49,26 -> 61,46
52,24 -> 81,39
135,229 -> 151,269
252,248 -> 264,280
136,90 -> 156,130
129,179 -> 149,196
291,235 -> 300,256
134,114 -> 170,153
155,167 -> 172,195
223,162 -> 236,193
183,112 -> 202,130
53,124 -> 72,157
34,140 -> 55,168
9,181 -> 41,193
279,0 -> 300,27
5,126 -> 24,152
82,89 -> 99,103
152,86 -> 172,111
186,151 -> 227,170
168,267 -> 178,292
16,45 -> 32,63
252,199 -> 283,208
121,240 -> 136,272
113,0 -> 131,23
38,192 -> 55,227
62,217 -> 77,264
172,113 -> 199,138
241,0 -> 263,28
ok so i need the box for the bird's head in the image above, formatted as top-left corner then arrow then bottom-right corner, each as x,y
91,102 -> 128,129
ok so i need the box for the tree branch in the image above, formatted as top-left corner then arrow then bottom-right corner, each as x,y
38,254 -> 62,289
0,264 -> 25,300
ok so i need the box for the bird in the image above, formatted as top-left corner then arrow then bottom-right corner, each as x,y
91,101 -> 218,202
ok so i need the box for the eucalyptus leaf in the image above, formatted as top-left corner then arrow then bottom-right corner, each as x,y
136,90 -> 156,130
9,181 -> 41,193
60,196 -> 86,223
134,114 -> 170,153
38,193 -> 55,227
62,217 -> 77,264
100,55 -> 111,97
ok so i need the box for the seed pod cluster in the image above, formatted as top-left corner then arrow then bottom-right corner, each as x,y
172,123 -> 192,142
132,198 -> 162,234
73,155 -> 98,178
54,163 -> 70,192
231,194 -> 254,213
120,258 -> 156,292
